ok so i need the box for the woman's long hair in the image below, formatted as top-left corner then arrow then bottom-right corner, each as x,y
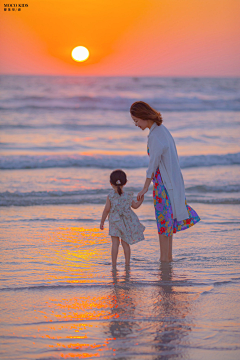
130,101 -> 163,126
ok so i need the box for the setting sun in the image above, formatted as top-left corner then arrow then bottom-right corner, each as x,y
71,46 -> 89,62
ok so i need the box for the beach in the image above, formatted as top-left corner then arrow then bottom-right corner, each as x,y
0,75 -> 240,359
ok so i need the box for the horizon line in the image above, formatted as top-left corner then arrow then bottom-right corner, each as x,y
1,73 -> 240,79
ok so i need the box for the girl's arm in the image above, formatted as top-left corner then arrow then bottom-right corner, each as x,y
100,196 -> 111,230
137,175 -> 153,201
131,195 -> 144,209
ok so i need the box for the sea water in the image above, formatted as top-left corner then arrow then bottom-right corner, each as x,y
0,76 -> 240,359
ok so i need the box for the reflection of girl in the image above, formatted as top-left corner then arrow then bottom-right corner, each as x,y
108,268 -> 135,339
100,169 -> 145,266
130,101 -> 200,262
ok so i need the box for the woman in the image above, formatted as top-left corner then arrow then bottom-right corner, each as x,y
130,101 -> 200,262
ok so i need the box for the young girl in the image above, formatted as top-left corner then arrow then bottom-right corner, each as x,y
100,169 -> 145,266
130,101 -> 200,262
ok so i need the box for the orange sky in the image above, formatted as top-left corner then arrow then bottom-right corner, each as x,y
0,0 -> 239,76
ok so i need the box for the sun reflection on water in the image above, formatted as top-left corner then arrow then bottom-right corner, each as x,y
39,225 -> 110,285
0,210 -> 217,359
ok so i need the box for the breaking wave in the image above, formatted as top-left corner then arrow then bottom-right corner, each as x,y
0,152 -> 239,170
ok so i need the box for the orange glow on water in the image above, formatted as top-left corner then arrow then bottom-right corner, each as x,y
1,200 -> 239,359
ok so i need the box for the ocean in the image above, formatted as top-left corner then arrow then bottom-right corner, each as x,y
0,75 -> 239,359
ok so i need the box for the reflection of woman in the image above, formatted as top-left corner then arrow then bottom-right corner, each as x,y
130,101 -> 200,262
152,263 -> 192,359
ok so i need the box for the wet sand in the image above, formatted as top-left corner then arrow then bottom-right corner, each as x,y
0,203 -> 239,360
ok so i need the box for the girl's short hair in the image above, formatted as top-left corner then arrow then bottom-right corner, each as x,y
110,169 -> 127,196
130,101 -> 163,126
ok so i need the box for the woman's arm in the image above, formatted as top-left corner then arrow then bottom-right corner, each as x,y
100,196 -> 111,230
146,135 -> 164,178
131,195 -> 144,209
137,133 -> 164,201
137,176 -> 153,201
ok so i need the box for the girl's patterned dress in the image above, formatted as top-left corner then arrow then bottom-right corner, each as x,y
108,190 -> 145,245
148,147 -> 200,236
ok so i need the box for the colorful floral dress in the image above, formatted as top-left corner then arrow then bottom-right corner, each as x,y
108,190 -> 145,245
148,147 -> 200,237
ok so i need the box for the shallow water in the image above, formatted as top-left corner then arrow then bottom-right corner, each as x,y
0,76 -> 240,359
1,203 -> 240,359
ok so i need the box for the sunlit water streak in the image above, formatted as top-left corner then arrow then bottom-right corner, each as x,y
0,203 -> 240,359
0,76 -> 240,359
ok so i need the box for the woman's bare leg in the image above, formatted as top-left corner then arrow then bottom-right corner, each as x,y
111,236 -> 120,266
168,235 -> 173,261
159,234 -> 173,262
121,239 -> 131,266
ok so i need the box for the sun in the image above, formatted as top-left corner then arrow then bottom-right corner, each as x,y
71,46 -> 89,62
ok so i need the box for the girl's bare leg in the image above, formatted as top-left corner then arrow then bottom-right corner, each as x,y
121,239 -> 131,266
111,236 -> 120,266
159,234 -> 173,262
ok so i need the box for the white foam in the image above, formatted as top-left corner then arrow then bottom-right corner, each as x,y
0,153 -> 239,170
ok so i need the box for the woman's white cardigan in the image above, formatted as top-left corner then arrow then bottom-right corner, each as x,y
147,123 -> 189,221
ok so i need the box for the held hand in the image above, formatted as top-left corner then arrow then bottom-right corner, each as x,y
137,188 -> 147,201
